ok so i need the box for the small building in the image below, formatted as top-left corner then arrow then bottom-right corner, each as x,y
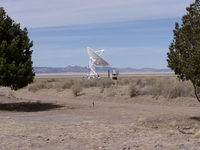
108,70 -> 119,80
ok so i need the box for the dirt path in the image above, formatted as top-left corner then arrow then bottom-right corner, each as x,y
0,93 -> 200,150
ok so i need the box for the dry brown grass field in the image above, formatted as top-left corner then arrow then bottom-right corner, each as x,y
0,73 -> 200,150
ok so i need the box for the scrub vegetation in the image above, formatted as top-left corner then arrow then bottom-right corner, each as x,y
27,76 -> 194,99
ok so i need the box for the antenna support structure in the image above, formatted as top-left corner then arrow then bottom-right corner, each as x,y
87,47 -> 109,79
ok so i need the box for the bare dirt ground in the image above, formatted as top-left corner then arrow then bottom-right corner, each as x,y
0,87 -> 200,150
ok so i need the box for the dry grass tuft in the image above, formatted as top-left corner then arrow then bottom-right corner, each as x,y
71,83 -> 83,96
0,87 -> 15,98
194,130 -> 200,138
129,84 -> 138,98
137,117 -> 146,122
106,88 -> 117,97
28,80 -> 50,92
27,76 -> 194,99
168,121 -> 177,128
97,78 -> 113,89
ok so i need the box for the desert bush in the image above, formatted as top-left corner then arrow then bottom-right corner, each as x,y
129,84 -> 138,98
99,87 -> 104,93
145,78 -> 194,99
28,80 -> 49,92
144,78 -> 157,86
82,79 -> 98,88
0,87 -> 15,98
97,78 -> 113,88
194,130 -> 200,138
61,80 -> 74,89
147,78 -> 166,97
168,86 -> 182,99
55,80 -> 74,92
118,78 -> 132,86
47,78 -> 57,82
121,78 -> 130,85
106,88 -> 117,97
136,79 -> 145,87
167,81 -> 193,99
27,85 -> 37,92
71,83 -> 83,96
27,76 -> 194,99
120,77 -> 193,99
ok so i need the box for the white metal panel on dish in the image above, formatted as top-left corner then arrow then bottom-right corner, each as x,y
87,47 -> 109,66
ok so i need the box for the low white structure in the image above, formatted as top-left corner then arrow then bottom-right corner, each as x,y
87,47 -> 109,79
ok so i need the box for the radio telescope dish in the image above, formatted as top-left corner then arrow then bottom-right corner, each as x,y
87,48 -> 109,66
87,47 -> 109,79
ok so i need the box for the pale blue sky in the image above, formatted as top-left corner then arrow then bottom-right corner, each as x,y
1,0 -> 194,68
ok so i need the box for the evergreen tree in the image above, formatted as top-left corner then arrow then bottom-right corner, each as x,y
0,8 -> 35,90
167,0 -> 200,102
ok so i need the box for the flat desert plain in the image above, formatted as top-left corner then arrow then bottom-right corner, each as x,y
0,73 -> 200,150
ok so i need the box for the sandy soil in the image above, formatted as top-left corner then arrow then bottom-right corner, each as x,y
0,89 -> 200,150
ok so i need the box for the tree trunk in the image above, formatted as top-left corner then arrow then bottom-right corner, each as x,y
192,83 -> 200,102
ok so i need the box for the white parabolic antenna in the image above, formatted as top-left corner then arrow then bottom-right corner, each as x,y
87,47 -> 109,79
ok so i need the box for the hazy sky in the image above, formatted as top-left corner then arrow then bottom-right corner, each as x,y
1,0 -> 194,68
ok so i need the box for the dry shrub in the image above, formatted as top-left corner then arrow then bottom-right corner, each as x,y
168,85 -> 182,99
55,79 -> 75,92
118,78 -> 133,85
99,87 -> 104,93
145,78 -> 157,86
29,79 -> 76,92
194,130 -> 200,138
28,85 -> 38,92
0,87 -> 15,98
71,83 -> 83,96
129,84 -> 138,98
28,80 -> 50,92
47,78 -> 57,82
97,78 -> 113,88
148,78 -> 173,98
145,78 -> 193,99
168,121 -> 177,128
137,117 -> 146,122
27,76 -> 194,99
7,90 -> 15,98
117,86 -> 127,96
136,79 -> 146,88
168,81 -> 193,99
147,78 -> 165,97
122,77 -> 194,99
106,88 -> 117,97
121,78 -> 130,85
81,78 -> 114,92
61,80 -> 74,89
82,79 -> 98,88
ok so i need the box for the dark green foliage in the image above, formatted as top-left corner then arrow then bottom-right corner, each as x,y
167,0 -> 200,101
0,8 -> 34,90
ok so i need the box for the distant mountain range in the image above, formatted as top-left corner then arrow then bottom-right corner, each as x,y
34,66 -> 171,73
